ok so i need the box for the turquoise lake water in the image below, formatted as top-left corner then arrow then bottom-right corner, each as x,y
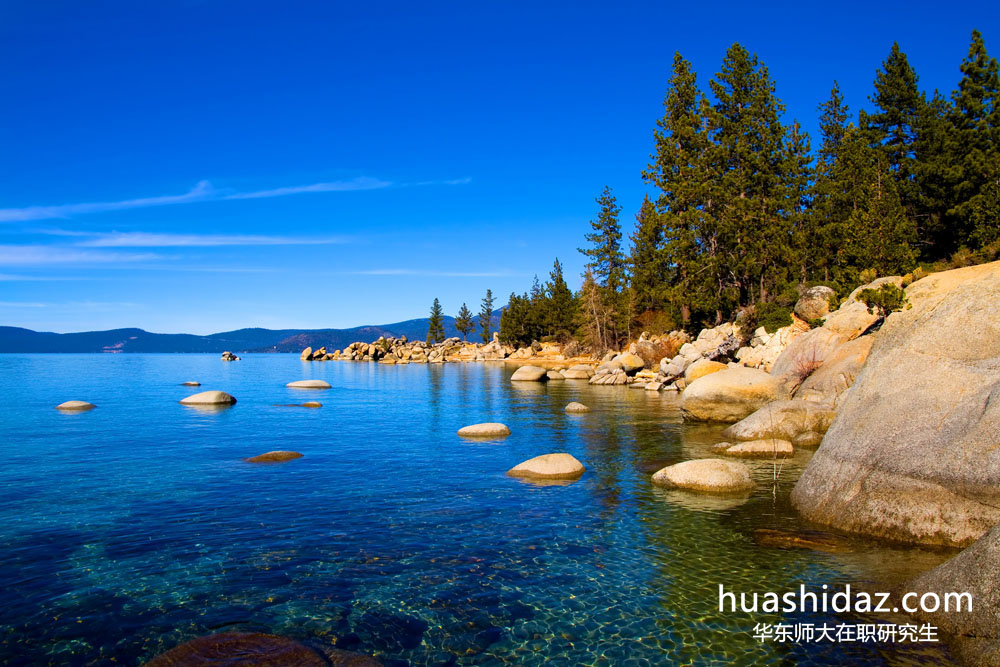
0,354 -> 957,665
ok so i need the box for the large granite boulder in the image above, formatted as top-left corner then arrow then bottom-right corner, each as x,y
681,366 -> 786,423
722,399 -> 836,446
651,459 -> 755,494
905,523 -> 1000,664
562,364 -> 594,379
510,365 -> 548,382
795,335 -> 874,405
794,285 -> 835,321
615,353 -> 646,375
791,261 -> 1000,547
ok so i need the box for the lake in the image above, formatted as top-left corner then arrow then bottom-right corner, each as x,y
0,354 -> 956,665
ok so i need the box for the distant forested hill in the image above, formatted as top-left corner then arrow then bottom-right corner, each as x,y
0,313 -> 501,353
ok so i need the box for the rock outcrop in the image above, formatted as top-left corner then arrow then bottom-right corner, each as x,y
795,335 -> 873,405
457,423 -> 511,438
791,261 -> 1000,547
221,351 -> 240,361
507,453 -> 585,480
821,276 -> 904,340
651,459 -> 755,493
681,366 -> 786,423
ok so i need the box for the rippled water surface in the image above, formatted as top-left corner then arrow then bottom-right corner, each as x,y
0,354 -> 956,665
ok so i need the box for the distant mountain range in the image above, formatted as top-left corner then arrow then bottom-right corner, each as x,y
0,313 -> 502,353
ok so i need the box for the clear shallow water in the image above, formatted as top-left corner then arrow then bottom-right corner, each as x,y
0,354 -> 956,665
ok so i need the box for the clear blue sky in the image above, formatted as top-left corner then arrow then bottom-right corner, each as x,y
1,1 -> 996,334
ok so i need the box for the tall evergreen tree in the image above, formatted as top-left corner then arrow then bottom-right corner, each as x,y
949,29 -> 1000,248
783,119 -> 814,284
478,289 -> 495,342
867,42 -> 923,217
454,303 -> 474,340
579,186 -> 626,292
427,298 -> 445,344
628,195 -> 668,313
545,258 -> 577,336
707,43 -> 792,310
812,82 -> 852,281
499,292 -> 531,346
643,52 -> 713,324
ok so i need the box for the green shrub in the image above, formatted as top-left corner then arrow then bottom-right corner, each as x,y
756,301 -> 793,334
858,284 -> 908,320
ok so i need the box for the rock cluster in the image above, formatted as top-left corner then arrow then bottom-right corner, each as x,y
221,351 -> 240,361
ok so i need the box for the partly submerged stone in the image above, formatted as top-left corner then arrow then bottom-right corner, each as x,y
651,458 -> 755,494
562,364 -> 594,379
181,381 -> 201,386
722,400 -> 836,443
302,401 -> 322,408
507,453 -> 585,480
245,451 -> 303,463
565,401 -> 591,413
546,370 -> 565,380
55,400 -> 95,411
457,423 -> 511,438
286,380 -> 332,389
510,365 -> 548,382
147,632 -> 327,666
721,439 -> 794,459
753,528 -> 851,553
179,390 -> 236,405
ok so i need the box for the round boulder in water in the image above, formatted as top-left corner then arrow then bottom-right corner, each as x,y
286,380 -> 332,389
457,422 -> 511,438
651,458 -> 754,494
245,451 -> 303,463
146,632 -> 327,666
56,400 -> 95,411
179,390 -> 237,405
565,402 -> 591,413
508,453 -> 585,480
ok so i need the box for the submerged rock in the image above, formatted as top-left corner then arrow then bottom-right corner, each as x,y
680,366 -> 785,423
753,528 -> 851,553
792,261 -> 1000,547
507,453 -> 585,480
147,632 -> 327,666
565,401 -> 591,413
55,400 -> 95,411
245,451 -> 303,463
510,365 -> 548,382
457,423 -> 511,438
651,458 -> 754,494
179,390 -> 237,406
181,381 -> 201,387
286,380 -> 332,389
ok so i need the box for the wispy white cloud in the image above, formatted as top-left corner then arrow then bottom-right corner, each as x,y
0,245 -> 162,266
0,273 -> 78,281
73,232 -> 351,247
0,174 -> 469,223
0,181 -> 214,223
223,177 -> 391,200
0,300 -> 140,309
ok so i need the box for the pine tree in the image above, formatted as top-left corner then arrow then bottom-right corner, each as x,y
643,52 -> 712,325
949,29 -> 1000,248
628,195 -> 667,314
579,186 -> 626,292
783,119 -> 814,285
812,82 -> 852,281
478,289 -> 495,342
427,298 -> 445,344
912,90 -> 956,256
707,43 -> 793,310
867,42 -> 923,217
499,292 -> 531,346
545,258 -> 577,337
455,303 -> 474,340
576,268 -> 611,352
